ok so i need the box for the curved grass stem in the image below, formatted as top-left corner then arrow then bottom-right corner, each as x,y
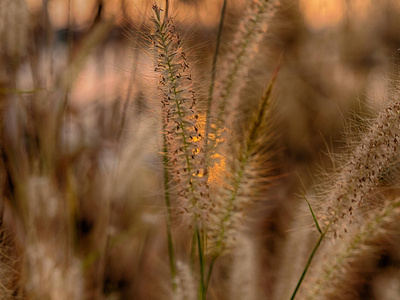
204,0 -> 227,163
290,227 -> 328,300
162,128 -> 177,290
196,228 -> 206,300
205,256 -> 217,295
290,193 -> 329,299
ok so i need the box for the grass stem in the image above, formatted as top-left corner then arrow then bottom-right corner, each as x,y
162,123 -> 177,290
289,224 -> 329,300
196,228 -> 205,300
204,0 -> 227,163
205,256 -> 216,295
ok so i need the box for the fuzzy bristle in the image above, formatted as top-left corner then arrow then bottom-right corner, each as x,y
206,71 -> 279,256
303,198 -> 400,299
320,99 -> 400,238
152,5 -> 210,228
212,0 -> 279,131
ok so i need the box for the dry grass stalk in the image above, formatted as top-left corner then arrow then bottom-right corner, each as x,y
318,99 -> 400,239
211,0 -> 279,130
304,198 -> 400,299
152,4 -> 209,228
1,1 -> 400,300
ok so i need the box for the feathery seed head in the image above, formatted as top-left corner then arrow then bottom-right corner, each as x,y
322,100 -> 400,238
303,199 -> 400,299
206,71 -> 279,256
152,4 -> 209,227
211,0 -> 278,132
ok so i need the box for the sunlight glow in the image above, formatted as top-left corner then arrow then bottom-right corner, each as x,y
208,153 -> 226,185
300,0 -> 345,30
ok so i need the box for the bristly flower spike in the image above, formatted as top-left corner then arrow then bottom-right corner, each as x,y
151,4 -> 209,228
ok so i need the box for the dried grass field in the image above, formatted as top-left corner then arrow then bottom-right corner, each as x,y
1,0 -> 400,299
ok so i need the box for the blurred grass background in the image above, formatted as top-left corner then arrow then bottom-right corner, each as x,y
1,0 -> 400,299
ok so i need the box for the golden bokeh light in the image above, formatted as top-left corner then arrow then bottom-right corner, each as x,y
26,0 -> 233,28
208,153 -> 226,186
26,0 -> 400,31
299,0 -> 346,30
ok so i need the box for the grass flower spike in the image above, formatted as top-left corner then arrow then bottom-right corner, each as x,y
212,0 -> 279,129
320,99 -> 400,238
151,5 -> 209,228
291,98 -> 400,299
304,198 -> 400,299
3,1 -> 400,299
207,64 -> 280,256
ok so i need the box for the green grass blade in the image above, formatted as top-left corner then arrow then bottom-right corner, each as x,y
162,119 -> 177,290
196,228 -> 205,300
289,229 -> 327,300
204,0 -> 227,163
300,190 -> 322,234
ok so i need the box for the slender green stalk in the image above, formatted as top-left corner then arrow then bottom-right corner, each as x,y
215,150 -> 247,252
197,228 -> 205,300
162,127 -> 177,290
205,256 -> 217,295
190,231 -> 197,271
300,190 -> 322,234
202,62 -> 280,296
204,0 -> 227,163
290,191 -> 328,299
290,225 -> 329,300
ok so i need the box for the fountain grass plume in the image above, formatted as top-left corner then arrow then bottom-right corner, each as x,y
150,4 -> 282,297
317,99 -> 400,239
207,60 -> 281,257
210,0 -> 280,132
151,4 -> 210,297
303,197 -> 400,299
151,4 -> 209,228
290,96 -> 400,299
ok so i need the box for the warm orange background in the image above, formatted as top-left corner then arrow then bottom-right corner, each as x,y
26,0 -> 399,30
